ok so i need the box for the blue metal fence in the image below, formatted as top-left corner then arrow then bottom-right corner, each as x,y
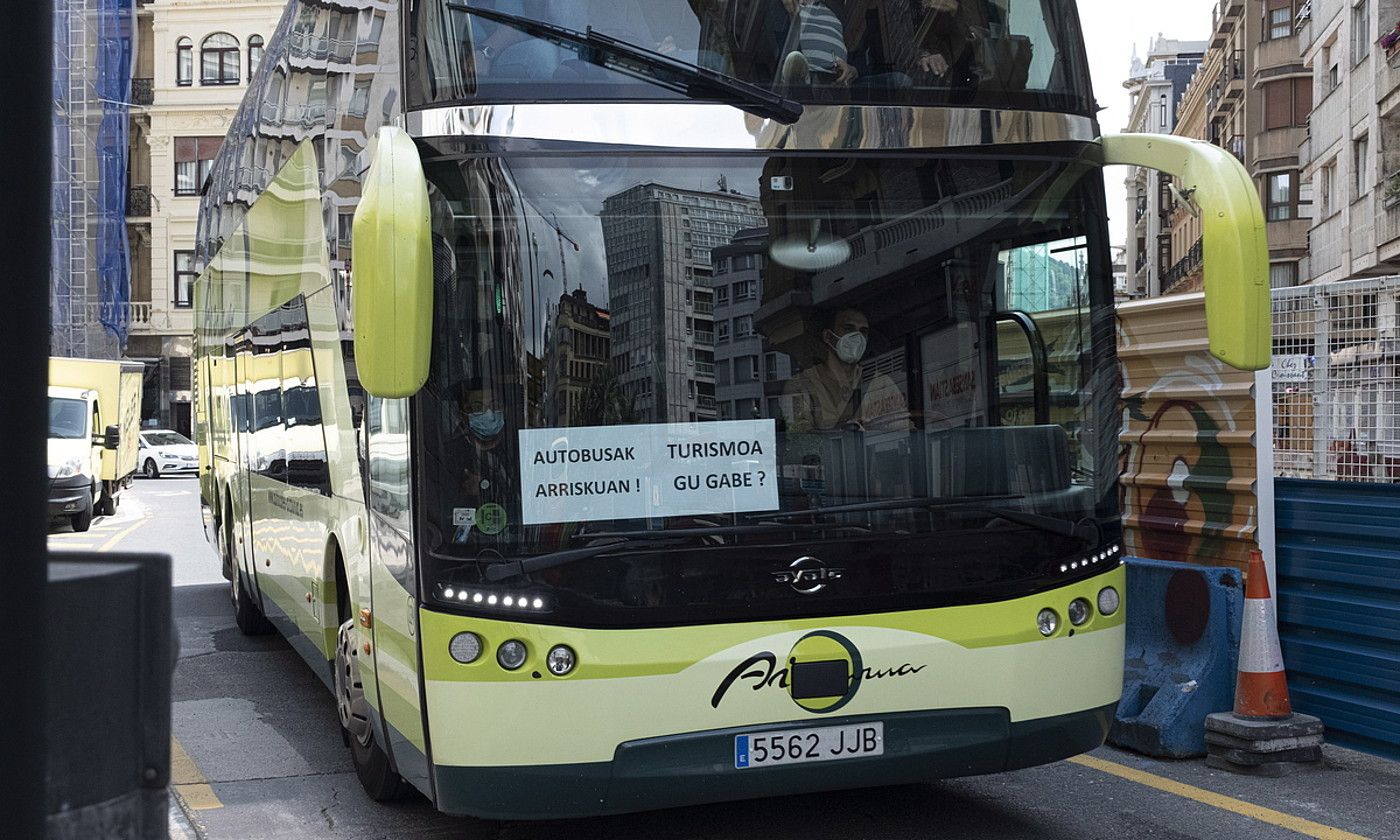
1275,478 -> 1400,761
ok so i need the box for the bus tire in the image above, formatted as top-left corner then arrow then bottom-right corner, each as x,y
232,570 -> 274,636
336,619 -> 408,801
70,495 -> 93,532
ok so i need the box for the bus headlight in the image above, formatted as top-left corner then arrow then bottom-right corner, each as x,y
1068,598 -> 1092,626
497,639 -> 527,671
1037,608 -> 1059,637
1098,586 -> 1121,616
448,632 -> 483,664
546,645 -> 576,676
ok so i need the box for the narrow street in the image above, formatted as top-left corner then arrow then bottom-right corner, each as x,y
48,479 -> 1400,840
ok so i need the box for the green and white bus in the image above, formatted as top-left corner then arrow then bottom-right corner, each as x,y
195,0 -> 1270,818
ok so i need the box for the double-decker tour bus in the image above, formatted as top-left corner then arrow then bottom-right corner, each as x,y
194,0 -> 1270,818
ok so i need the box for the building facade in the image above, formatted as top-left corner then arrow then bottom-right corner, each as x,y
1122,36 -> 1209,298
127,0 -> 284,434
601,184 -> 764,424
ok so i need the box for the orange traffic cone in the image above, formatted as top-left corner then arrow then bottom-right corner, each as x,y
1233,549 -> 1292,720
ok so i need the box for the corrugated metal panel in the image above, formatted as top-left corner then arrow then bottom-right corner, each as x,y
1117,293 -> 1259,573
1276,478 -> 1400,761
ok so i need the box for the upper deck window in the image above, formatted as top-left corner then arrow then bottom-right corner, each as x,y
408,0 -> 1094,116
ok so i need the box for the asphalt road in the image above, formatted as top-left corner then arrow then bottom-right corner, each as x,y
52,479 -> 1400,839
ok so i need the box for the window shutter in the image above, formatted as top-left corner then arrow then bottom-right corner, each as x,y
1264,80 -> 1292,130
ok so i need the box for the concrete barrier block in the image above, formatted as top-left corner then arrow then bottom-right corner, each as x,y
1108,557 -> 1243,758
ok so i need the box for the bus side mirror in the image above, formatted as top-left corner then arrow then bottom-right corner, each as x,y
1099,133 -> 1271,371
352,126 -> 434,398
103,425 -> 121,450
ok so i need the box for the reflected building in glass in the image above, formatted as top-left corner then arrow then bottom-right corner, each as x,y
710,227 -> 793,421
543,288 -> 613,427
601,183 -> 763,423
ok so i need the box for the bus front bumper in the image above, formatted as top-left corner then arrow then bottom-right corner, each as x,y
432,702 -> 1115,819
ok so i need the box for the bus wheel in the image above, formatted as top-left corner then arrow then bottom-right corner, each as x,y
231,569 -> 274,636
336,619 -> 407,801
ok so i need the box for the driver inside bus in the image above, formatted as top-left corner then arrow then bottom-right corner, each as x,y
784,307 -> 911,432
445,380 -> 514,543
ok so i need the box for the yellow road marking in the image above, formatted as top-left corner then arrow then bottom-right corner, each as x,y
170,737 -> 223,811
1069,754 -> 1370,840
97,518 -> 146,553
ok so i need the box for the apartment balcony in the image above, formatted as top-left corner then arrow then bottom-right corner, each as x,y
1381,49 -> 1400,118
692,299 -> 713,315
694,330 -> 714,346
1225,134 -> 1245,162
696,394 -> 717,410
1223,51 -> 1245,97
127,185 -> 151,218
1162,238 -> 1204,290
1379,173 -> 1400,259
695,361 -> 715,376
1210,0 -> 1242,48
130,77 -> 153,106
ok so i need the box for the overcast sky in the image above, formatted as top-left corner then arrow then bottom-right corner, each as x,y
1077,0 -> 1220,248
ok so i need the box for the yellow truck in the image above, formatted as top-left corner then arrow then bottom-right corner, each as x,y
48,357 -> 143,531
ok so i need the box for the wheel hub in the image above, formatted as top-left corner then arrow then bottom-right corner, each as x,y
335,620 -> 373,747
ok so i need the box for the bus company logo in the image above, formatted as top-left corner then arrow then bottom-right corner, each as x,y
710,630 -> 926,714
772,556 -> 843,594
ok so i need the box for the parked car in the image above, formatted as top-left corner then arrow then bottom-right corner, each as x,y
138,429 -> 198,478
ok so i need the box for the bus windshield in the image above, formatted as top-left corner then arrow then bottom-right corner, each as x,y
408,0 -> 1094,115
407,145 -> 1118,626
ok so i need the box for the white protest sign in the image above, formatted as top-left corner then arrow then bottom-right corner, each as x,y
1271,354 -> 1311,383
518,419 -> 778,525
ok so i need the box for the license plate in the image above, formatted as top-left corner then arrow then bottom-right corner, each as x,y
734,722 -> 883,769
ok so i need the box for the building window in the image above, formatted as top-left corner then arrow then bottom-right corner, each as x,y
734,315 -> 753,338
714,284 -> 729,306
1353,134 -> 1371,199
1266,0 -> 1294,41
1321,158 -> 1338,217
716,320 -> 730,343
175,137 -> 221,195
201,33 -> 241,85
1352,1 -> 1370,65
1264,78 -> 1312,129
1266,171 -> 1296,221
734,279 -> 757,301
174,251 -> 197,307
248,35 -> 265,81
176,37 -> 193,86
1270,262 -> 1299,289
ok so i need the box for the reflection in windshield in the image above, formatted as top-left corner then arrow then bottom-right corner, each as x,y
410,0 -> 1091,113
417,149 -> 1114,583
144,432 -> 194,446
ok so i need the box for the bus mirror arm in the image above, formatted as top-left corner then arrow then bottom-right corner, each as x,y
1098,134 -> 1271,372
352,126 -> 434,398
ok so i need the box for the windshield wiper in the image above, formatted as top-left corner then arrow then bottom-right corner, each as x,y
482,522 -> 867,582
759,495 -> 1100,545
444,3 -> 804,124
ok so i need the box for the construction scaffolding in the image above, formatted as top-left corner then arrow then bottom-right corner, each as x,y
52,0 -> 134,359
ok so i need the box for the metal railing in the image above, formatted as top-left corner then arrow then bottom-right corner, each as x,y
127,185 -> 151,217
1161,237 -> 1204,288
131,77 -> 153,106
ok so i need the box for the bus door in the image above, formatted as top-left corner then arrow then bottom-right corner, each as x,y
363,395 -> 430,788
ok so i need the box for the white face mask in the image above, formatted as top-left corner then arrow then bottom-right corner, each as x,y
831,330 -> 867,365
